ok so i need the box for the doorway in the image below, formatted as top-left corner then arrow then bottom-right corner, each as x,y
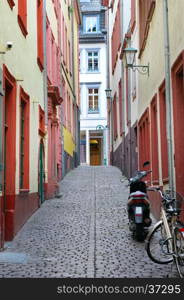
39,141 -> 45,205
90,138 -> 102,165
3,66 -> 17,241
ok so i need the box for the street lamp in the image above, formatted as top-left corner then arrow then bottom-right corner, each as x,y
123,47 -> 149,76
105,88 -> 112,99
105,88 -> 114,165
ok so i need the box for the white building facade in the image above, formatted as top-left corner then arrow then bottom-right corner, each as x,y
79,0 -> 108,166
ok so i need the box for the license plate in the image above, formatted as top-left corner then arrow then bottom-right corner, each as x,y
135,207 -> 142,215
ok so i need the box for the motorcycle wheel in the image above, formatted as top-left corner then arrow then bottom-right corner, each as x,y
134,224 -> 146,242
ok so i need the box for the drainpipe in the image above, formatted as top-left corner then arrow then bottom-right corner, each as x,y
43,0 -> 48,125
163,0 -> 174,191
71,2 -> 78,167
120,0 -> 125,174
105,5 -> 113,165
0,69 -> 3,193
127,64 -> 132,178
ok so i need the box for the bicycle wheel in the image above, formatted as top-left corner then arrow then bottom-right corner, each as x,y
145,220 -> 173,264
173,228 -> 184,278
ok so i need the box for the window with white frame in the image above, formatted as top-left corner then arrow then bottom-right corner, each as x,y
84,16 -> 99,33
87,51 -> 99,72
88,88 -> 99,113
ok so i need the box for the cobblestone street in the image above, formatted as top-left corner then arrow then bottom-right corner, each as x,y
0,166 -> 177,278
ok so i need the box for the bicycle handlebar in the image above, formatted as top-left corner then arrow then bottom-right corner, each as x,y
129,170 -> 152,183
147,186 -> 175,206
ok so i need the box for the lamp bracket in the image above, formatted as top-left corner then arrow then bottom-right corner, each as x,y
128,63 -> 149,76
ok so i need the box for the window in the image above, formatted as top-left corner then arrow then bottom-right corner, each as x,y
88,88 -> 99,113
87,51 -> 99,72
139,0 -> 155,57
111,1 -> 121,73
151,96 -> 159,182
138,109 -> 150,173
159,83 -> 168,182
18,0 -> 27,37
79,50 -> 81,72
113,93 -> 118,140
39,105 -> 45,137
68,41 -> 72,74
20,101 -> 25,189
84,16 -> 99,33
37,0 -> 44,71
67,92 -> 71,130
131,0 -> 136,33
101,0 -> 109,6
7,0 -> 15,9
19,87 -> 30,190
118,79 -> 123,135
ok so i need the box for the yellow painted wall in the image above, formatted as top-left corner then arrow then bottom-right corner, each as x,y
63,127 -> 75,157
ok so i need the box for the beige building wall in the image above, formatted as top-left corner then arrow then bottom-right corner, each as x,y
0,1 -> 44,193
137,0 -> 184,185
137,0 -> 184,117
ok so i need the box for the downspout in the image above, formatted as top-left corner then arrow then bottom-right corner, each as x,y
128,60 -> 132,178
72,1 -> 80,167
163,0 -> 174,191
120,0 -> 125,174
71,2 -> 78,167
106,6 -> 110,165
43,0 -> 48,125
105,5 -> 114,165
0,70 -> 3,193
71,4 -> 75,167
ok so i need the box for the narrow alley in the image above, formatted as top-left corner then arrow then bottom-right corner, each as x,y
0,166 -> 175,278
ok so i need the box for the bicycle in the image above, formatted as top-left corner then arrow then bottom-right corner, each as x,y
145,187 -> 184,278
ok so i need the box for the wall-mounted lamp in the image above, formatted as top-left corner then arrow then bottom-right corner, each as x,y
123,47 -> 149,76
105,88 -> 112,99
96,125 -> 105,130
0,42 -> 13,54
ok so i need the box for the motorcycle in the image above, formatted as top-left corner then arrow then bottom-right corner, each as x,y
127,161 -> 152,241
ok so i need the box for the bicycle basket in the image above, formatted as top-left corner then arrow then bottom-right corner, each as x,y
163,190 -> 184,213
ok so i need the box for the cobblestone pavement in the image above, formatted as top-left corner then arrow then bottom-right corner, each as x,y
0,166 -> 178,278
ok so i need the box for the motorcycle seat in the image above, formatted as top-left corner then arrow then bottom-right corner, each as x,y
128,191 -> 150,205
129,191 -> 148,197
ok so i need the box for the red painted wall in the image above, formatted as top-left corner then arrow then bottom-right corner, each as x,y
45,2 -> 63,198
172,51 -> 184,198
